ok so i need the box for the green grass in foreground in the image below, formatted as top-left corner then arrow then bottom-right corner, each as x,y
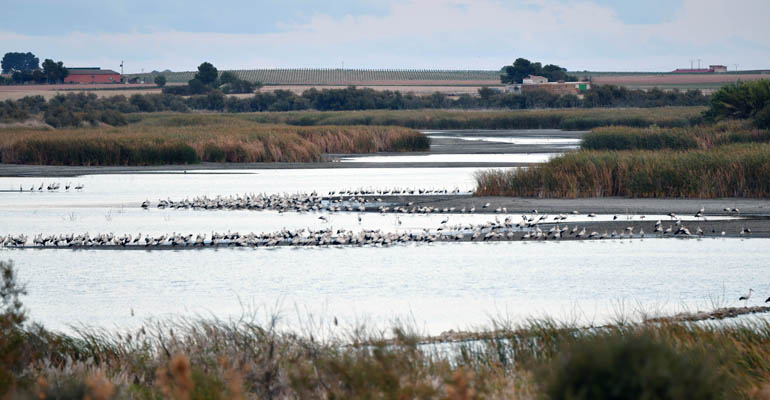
241,107 -> 705,130
475,143 -> 770,198
0,114 -> 428,166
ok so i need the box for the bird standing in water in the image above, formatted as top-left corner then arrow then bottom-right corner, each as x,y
739,288 -> 754,307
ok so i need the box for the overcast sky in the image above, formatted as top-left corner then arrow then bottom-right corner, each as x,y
1,0 -> 768,73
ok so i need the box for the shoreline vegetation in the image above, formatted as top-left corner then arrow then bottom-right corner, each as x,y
0,107 -> 706,167
0,115 -> 428,165
475,144 -> 770,199
2,261 -> 770,399
475,143 -> 770,198
243,106 -> 703,130
476,80 -> 770,199
1,258 -> 770,398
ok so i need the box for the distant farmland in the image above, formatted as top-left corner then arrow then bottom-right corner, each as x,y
126,68 -> 769,91
127,69 -> 503,86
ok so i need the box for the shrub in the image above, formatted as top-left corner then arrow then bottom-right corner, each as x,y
0,260 -> 27,395
705,79 -> 770,128
98,110 -> 127,126
538,332 -> 736,400
43,105 -> 80,128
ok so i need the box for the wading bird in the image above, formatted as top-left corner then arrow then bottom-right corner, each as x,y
739,288 -> 754,307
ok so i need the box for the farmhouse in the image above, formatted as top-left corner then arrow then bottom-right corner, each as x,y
505,76 -> 591,96
64,67 -> 121,84
522,75 -> 549,84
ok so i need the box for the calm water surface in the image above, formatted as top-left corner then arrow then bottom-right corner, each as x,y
3,239 -> 768,334
0,130 -> 763,335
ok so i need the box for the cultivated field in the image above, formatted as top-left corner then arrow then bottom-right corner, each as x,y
587,72 -> 770,90
127,68 -> 502,85
0,84 -> 162,101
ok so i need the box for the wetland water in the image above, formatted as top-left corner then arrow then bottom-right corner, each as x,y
5,239 -> 770,334
2,129 -> 766,334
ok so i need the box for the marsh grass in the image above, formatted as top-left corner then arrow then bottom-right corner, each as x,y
475,143 -> 770,198
6,316 -> 770,399
583,120 -> 770,151
0,114 -> 428,165
242,107 -> 705,130
1,256 -> 768,399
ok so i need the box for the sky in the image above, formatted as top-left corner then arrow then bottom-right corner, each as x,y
1,0 -> 768,73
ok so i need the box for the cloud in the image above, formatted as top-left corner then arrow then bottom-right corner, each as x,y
0,0 -> 767,72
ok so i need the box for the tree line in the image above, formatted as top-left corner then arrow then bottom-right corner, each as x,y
0,84 -> 711,128
0,51 -> 69,84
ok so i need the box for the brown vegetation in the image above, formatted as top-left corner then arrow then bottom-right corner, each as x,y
0,114 -> 428,165
475,144 -> 770,198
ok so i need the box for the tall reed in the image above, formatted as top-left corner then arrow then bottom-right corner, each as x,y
475,144 -> 770,198
0,115 -> 428,165
583,121 -> 770,151
243,107 -> 705,130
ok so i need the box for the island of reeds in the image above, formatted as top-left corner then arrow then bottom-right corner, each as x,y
476,80 -> 770,199
0,114 -> 429,165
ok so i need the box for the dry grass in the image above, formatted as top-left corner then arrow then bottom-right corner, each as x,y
245,107 -> 705,130
5,316 -> 770,399
0,114 -> 428,165
475,143 -> 770,198
583,120 -> 770,151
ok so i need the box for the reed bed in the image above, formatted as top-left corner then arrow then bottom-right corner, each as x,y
244,107 -> 705,130
6,315 -> 770,398
583,121 -> 770,151
0,115 -> 428,165
475,144 -> 770,198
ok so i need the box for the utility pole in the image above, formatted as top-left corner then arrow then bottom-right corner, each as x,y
734,64 -> 739,72
697,59 -> 702,69
690,59 -> 694,69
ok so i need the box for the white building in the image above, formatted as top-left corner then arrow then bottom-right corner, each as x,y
522,75 -> 549,84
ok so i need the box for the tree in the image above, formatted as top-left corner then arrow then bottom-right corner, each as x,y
219,71 -> 237,85
704,79 -> 770,128
154,75 -> 167,87
501,58 -> 537,84
41,59 -> 68,84
501,58 -> 576,84
1,52 -> 39,73
193,62 -> 218,86
187,78 -> 208,94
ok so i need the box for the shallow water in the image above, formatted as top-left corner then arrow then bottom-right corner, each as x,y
428,135 -> 581,146
0,129 -> 764,336
340,153 -> 559,163
4,239 -> 768,334
0,168 -> 481,208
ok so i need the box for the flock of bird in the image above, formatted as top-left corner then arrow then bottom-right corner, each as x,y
325,187 -> 470,196
16,182 -> 85,192
0,206 -> 754,250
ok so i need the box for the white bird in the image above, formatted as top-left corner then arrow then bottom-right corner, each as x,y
739,288 -> 754,307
